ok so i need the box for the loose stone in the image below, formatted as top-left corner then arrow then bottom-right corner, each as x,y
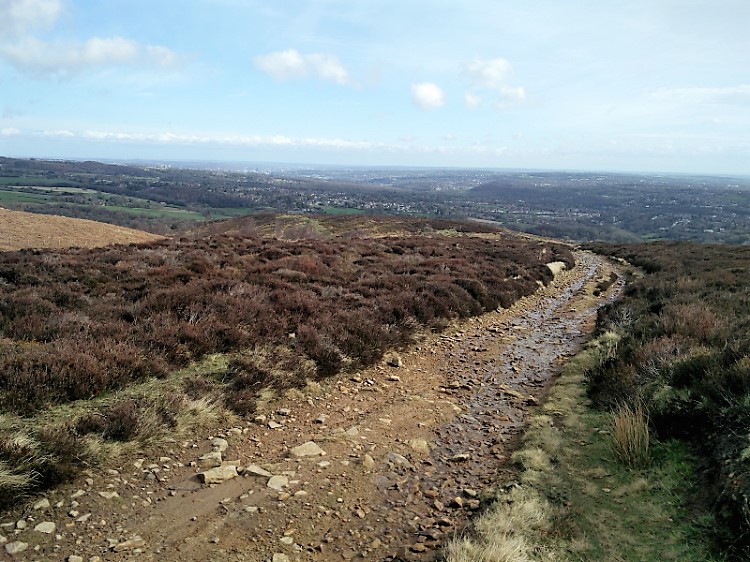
267,475 -> 289,492
198,464 -> 238,485
5,541 -> 29,555
112,536 -> 146,552
289,441 -> 326,457
34,521 -> 56,534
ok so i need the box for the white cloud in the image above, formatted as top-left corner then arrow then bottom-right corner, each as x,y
464,92 -> 481,110
1,127 -> 21,136
499,85 -> 526,102
0,1 -> 180,79
71,129 -> 378,150
306,53 -> 349,85
0,0 -> 61,37
22,126 -> 527,162
254,49 -> 306,80
466,58 -> 513,90
42,129 -> 74,137
464,57 -> 526,108
651,85 -> 750,105
0,36 -> 180,78
254,49 -> 351,85
146,45 -> 179,67
411,82 -> 445,110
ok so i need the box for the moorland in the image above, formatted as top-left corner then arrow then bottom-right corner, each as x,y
1,156 -> 750,560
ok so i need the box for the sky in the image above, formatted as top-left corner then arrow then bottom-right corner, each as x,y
1,0 -> 749,174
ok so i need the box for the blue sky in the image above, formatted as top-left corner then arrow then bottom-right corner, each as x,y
1,0 -> 749,174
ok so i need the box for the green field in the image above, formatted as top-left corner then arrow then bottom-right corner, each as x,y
0,187 -> 204,221
96,204 -> 205,220
0,176 -> 78,187
202,207 -> 258,219
0,190 -> 54,204
11,185 -> 99,195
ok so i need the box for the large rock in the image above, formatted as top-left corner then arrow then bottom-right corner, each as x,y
546,261 -> 567,277
198,464 -> 238,484
211,437 -> 228,453
197,451 -> 223,469
289,441 -> 326,457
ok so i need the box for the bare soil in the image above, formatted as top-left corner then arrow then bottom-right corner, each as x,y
0,251 -> 623,562
0,208 -> 161,251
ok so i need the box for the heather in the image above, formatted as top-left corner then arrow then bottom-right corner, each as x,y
585,241 -> 750,557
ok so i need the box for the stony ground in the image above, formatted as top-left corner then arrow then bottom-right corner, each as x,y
0,251 -> 623,562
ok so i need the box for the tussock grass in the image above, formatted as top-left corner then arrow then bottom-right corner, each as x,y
445,334 -> 722,562
446,535 -> 532,562
610,403 -> 650,469
512,447 -> 554,473
0,353 -> 234,507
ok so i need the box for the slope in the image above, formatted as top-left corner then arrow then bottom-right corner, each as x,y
0,207 -> 162,251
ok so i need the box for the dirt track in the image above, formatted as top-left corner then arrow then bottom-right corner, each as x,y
0,251 -> 623,562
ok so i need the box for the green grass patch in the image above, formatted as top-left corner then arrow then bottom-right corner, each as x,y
0,176 -> 74,187
203,207 -> 258,219
0,185 -> 202,221
447,336 -> 723,562
10,185 -> 99,195
0,189 -> 54,204
94,204 -> 204,220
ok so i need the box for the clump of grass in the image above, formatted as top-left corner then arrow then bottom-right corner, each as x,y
611,402 -> 650,469
445,486 -> 547,562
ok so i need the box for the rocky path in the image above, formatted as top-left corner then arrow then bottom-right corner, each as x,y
1,251 -> 623,562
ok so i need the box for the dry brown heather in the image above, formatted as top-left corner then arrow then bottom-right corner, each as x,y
0,207 -> 162,250
0,213 -> 576,510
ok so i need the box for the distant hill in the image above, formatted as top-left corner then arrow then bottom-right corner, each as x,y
0,207 -> 162,251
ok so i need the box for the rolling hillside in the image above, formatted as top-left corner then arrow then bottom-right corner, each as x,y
0,207 -> 162,251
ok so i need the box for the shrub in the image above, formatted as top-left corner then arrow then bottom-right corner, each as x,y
297,325 -> 343,378
0,217 -> 569,419
585,241 -> 750,555
101,400 -> 141,441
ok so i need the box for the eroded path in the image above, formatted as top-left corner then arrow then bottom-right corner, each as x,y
1,252 -> 623,562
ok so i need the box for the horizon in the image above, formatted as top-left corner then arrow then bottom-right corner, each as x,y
4,154 -> 750,182
1,1 -> 749,176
